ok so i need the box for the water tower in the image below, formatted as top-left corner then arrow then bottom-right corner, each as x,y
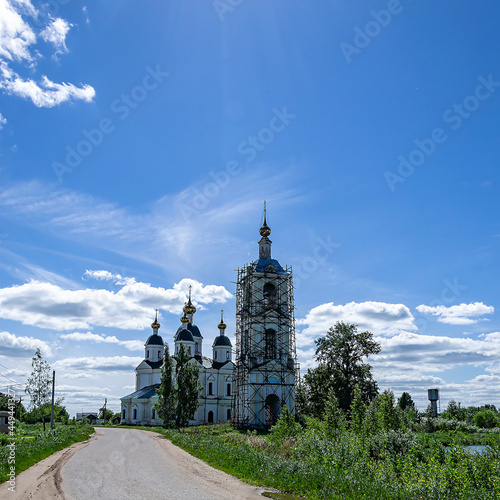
427,388 -> 439,417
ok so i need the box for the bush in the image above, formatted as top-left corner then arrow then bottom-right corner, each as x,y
474,410 -> 499,429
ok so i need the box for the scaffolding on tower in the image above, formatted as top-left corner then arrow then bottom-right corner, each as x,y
232,262 -> 299,429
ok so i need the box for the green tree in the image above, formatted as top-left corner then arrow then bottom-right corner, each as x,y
269,406 -> 302,444
175,344 -> 202,428
323,388 -> 346,438
25,348 -> 51,431
474,409 -> 499,429
378,389 -> 401,431
310,321 -> 380,413
350,385 -> 366,433
302,365 -> 330,417
155,344 -> 176,428
441,400 -> 467,421
397,392 -> 415,411
99,407 -> 113,422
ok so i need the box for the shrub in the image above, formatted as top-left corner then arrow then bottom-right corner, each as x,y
474,410 -> 499,429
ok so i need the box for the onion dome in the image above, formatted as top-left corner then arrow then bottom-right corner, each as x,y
176,328 -> 195,342
146,333 -> 164,346
213,335 -> 232,347
259,201 -> 271,238
183,285 -> 197,315
151,309 -> 161,330
180,312 -> 189,324
218,310 -> 227,331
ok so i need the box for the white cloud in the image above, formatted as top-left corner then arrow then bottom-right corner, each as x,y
0,0 -> 95,107
53,356 -> 143,372
416,302 -> 494,325
0,275 -> 232,331
0,331 -> 52,357
296,300 -> 416,347
60,331 -> 144,352
0,112 -> 6,129
0,62 -> 95,107
40,18 -> 71,58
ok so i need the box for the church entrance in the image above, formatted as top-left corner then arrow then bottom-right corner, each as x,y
265,394 -> 281,427
208,411 -> 214,423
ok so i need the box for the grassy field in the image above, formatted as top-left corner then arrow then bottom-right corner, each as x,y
0,423 -> 94,484
113,422 -> 500,500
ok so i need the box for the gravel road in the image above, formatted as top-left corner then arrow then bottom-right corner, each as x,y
61,428 -> 264,500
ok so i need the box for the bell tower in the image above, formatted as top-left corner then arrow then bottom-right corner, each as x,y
233,203 -> 298,429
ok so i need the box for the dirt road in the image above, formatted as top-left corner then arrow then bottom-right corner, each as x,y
0,428 -> 265,500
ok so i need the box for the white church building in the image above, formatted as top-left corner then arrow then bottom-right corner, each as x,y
120,206 -> 297,428
120,300 -> 234,426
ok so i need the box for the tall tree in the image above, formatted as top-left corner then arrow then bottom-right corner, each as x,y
308,321 -> 380,414
25,348 -> 51,431
155,344 -> 176,428
350,385 -> 366,433
174,344 -> 202,428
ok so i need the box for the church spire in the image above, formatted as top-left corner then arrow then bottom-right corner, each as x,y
183,285 -> 196,324
258,201 -> 272,259
218,309 -> 227,335
151,309 -> 160,331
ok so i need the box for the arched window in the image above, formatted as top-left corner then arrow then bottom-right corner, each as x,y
263,282 -> 277,308
208,411 -> 214,423
122,409 -> 126,419
227,383 -> 231,396
208,382 -> 213,395
214,351 -> 217,360
226,351 -> 230,360
227,409 -> 231,420
265,328 -> 276,359
133,408 -> 137,420
188,346 -> 192,356
146,350 -> 149,359
158,350 -> 161,360
152,408 -> 156,419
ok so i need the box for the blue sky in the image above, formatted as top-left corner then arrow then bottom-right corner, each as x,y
0,0 -> 499,416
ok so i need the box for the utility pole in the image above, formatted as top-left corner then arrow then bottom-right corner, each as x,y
50,370 -> 55,430
103,398 -> 107,423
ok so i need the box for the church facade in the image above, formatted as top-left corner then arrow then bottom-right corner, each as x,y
120,209 -> 297,427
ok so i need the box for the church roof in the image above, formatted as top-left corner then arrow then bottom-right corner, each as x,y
175,322 -> 201,340
253,258 -> 287,275
145,333 -> 164,346
213,335 -> 232,347
144,359 -> 163,369
175,328 -> 195,342
121,383 -> 160,400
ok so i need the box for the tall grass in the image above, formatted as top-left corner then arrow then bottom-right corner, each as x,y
0,424 -> 94,483
159,424 -> 500,499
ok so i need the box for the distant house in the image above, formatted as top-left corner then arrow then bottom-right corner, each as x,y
76,412 -> 98,423
0,411 -> 9,434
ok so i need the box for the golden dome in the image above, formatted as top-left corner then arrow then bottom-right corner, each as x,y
183,285 -> 196,315
218,310 -> 227,330
151,309 -> 160,329
180,312 -> 189,324
259,201 -> 271,237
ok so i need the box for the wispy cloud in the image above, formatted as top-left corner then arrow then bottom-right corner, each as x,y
60,331 -> 144,352
0,0 -> 95,107
40,17 -> 71,58
416,302 -> 494,325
